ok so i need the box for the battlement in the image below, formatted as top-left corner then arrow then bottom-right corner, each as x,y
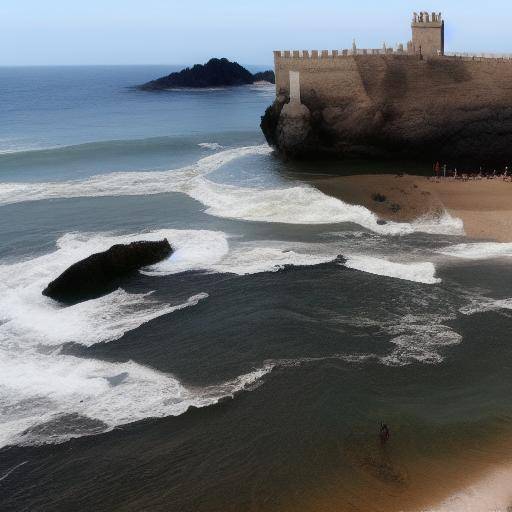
445,52 -> 512,61
412,11 -> 442,24
274,46 -> 407,61
273,11 -> 512,109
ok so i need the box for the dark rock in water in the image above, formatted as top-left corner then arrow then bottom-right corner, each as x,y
139,58 -> 275,90
377,219 -> 387,225
252,70 -> 275,83
42,240 -> 172,304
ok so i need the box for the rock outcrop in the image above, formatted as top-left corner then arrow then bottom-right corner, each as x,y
262,55 -> 512,166
252,70 -> 276,83
43,240 -> 173,304
140,58 -> 274,90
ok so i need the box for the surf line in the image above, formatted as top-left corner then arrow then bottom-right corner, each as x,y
0,460 -> 28,483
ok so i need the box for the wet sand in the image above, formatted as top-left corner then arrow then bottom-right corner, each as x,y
309,174 -> 512,242
282,428 -> 512,512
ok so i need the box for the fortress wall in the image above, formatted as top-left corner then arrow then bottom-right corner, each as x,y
274,52 -> 512,109
274,52 -> 371,105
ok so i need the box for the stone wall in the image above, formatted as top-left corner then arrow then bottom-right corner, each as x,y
274,51 -> 512,108
264,51 -> 512,163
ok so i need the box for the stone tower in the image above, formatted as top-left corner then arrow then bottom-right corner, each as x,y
410,11 -> 444,56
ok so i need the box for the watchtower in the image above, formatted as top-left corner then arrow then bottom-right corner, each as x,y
409,11 -> 444,56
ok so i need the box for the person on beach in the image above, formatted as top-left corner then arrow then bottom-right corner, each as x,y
380,423 -> 390,445
442,164 -> 447,178
434,161 -> 440,181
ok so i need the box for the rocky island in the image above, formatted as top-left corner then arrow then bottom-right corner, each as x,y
140,58 -> 274,90
261,12 -> 512,166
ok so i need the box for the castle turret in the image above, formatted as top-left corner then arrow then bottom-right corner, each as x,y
410,11 -> 444,56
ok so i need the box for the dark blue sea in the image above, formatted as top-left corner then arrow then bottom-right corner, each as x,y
1,66 -> 512,512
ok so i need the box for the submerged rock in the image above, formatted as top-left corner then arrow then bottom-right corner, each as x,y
43,240 -> 173,304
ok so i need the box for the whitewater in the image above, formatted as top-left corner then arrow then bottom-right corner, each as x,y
0,144 -> 464,236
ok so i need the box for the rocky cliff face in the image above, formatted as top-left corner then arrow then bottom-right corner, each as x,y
261,56 -> 512,165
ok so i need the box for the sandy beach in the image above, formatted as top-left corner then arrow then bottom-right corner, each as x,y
309,174 -> 512,242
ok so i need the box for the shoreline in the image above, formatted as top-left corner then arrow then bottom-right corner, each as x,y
306,173 -> 512,242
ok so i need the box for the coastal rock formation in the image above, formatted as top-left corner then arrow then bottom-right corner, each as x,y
261,55 -> 512,165
43,240 -> 173,304
252,70 -> 276,83
140,58 -> 275,90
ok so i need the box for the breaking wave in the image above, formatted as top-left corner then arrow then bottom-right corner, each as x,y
0,350 -> 274,448
438,242 -> 512,260
342,255 -> 441,284
0,144 -> 463,236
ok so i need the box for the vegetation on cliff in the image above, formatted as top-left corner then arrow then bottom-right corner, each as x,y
140,58 -> 275,90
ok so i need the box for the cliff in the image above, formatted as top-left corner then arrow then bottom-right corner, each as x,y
140,58 -> 275,90
261,54 -> 512,165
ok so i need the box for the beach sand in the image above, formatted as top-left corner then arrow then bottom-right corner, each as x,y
308,174 -> 512,242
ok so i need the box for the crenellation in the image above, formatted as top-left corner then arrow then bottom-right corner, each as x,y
272,12 -> 512,107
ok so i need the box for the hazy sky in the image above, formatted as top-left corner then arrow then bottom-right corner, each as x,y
2,0 -> 511,66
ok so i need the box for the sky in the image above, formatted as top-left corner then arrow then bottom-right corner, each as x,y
2,0 -> 512,66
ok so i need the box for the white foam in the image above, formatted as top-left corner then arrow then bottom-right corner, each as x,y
381,314 -> 461,366
0,230 -> 217,348
198,142 -> 223,150
412,212 -> 465,236
438,242 -> 512,260
343,255 -> 441,284
424,466 -> 512,512
0,144 -> 463,236
0,347 -> 274,448
459,295 -> 512,316
147,239 -> 337,276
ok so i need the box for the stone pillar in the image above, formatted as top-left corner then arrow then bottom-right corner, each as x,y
289,71 -> 301,104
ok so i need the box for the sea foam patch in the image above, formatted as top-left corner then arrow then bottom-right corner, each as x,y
343,255 -> 441,284
198,142 -> 223,150
438,242 -> 512,260
381,314 -> 461,366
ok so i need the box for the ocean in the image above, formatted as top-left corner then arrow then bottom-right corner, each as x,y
1,66 -> 512,512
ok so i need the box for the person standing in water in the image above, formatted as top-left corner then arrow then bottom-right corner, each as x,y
380,423 -> 390,445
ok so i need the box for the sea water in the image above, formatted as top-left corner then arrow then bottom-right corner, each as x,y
1,66 -> 512,512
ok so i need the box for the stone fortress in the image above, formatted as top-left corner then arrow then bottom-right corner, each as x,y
262,12 -> 512,164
